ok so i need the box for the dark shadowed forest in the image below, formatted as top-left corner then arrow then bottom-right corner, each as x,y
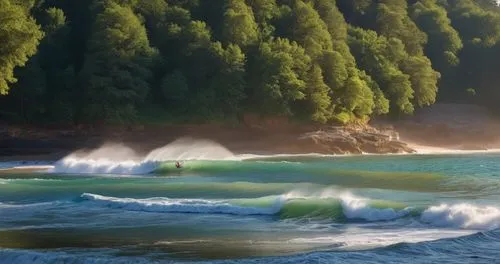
1,0 -> 500,125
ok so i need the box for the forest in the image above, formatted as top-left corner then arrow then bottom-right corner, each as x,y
1,0 -> 500,125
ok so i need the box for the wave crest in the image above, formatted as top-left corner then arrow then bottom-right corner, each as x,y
79,191 -> 412,222
51,138 -> 237,175
80,193 -> 283,216
421,203 -> 500,230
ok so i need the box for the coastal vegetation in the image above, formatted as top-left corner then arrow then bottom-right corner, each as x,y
1,0 -> 500,125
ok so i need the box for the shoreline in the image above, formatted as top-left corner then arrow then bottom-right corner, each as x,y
2,140 -> 500,164
0,122 -> 417,161
4,101 -> 500,162
1,130 -> 500,163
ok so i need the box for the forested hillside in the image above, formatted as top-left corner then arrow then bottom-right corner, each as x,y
1,0 -> 500,125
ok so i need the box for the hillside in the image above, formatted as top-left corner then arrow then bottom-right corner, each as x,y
2,0 -> 500,127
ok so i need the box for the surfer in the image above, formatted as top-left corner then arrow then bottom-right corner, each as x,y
175,161 -> 183,169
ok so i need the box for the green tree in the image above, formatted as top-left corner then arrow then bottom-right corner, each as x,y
245,0 -> 278,39
289,0 -> 332,60
161,70 -> 189,110
312,0 -> 378,121
0,0 -> 43,95
209,43 -> 247,117
81,2 -> 157,122
401,55 -> 440,107
411,0 -> 463,69
223,0 -> 259,47
376,0 -> 428,56
303,64 -> 331,123
247,38 -> 311,116
348,27 -> 414,114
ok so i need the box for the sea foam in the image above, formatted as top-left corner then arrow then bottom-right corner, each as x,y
421,203 -> 500,230
283,190 -> 412,221
80,193 -> 283,216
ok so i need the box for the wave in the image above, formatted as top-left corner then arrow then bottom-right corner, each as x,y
0,161 -> 54,169
80,193 -> 283,215
52,158 -> 160,175
339,194 -> 412,221
80,191 -> 412,222
79,192 -> 500,230
286,229 -> 473,249
51,138 -> 239,175
421,203 -> 500,230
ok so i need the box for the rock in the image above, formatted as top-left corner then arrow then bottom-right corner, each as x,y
298,127 -> 415,155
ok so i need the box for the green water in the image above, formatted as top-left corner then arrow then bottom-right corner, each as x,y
1,153 -> 500,263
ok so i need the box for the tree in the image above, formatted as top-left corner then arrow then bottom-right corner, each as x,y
0,0 -> 43,95
289,0 -> 332,60
303,64 -> 331,123
376,0 -> 427,56
348,27 -> 414,114
223,0 -> 259,47
401,55 -> 440,107
209,43 -> 247,117
247,38 -> 311,116
411,0 -> 463,70
161,70 -> 189,109
81,2 -> 157,122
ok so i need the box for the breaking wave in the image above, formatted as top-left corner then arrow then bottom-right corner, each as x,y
78,191 -> 500,230
80,191 -> 412,222
51,138 -> 238,175
421,203 -> 500,230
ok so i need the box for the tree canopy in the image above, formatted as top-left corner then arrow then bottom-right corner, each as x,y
2,0 -> 500,124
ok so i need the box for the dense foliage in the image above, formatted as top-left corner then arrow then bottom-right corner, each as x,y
1,0 -> 500,124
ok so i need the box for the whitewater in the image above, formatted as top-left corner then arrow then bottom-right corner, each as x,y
2,138 -> 500,263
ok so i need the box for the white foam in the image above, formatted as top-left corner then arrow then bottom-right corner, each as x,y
283,189 -> 412,221
421,203 -> 500,230
288,228 -> 473,250
52,158 -> 159,175
340,194 -> 412,221
406,142 -> 500,155
81,193 -> 283,215
0,178 -> 63,184
51,138 -> 238,175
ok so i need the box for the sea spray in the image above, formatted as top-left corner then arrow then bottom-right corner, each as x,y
144,138 -> 236,161
51,138 -> 237,175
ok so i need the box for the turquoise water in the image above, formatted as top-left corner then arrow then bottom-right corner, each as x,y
1,153 -> 500,263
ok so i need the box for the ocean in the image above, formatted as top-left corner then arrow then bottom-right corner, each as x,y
1,140 -> 500,264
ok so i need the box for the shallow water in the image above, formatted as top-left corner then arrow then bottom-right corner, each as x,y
1,152 -> 500,263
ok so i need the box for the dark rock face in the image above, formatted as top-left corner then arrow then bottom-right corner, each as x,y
298,127 -> 416,155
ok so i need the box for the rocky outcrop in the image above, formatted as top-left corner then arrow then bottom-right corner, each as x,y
298,127 -> 416,155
